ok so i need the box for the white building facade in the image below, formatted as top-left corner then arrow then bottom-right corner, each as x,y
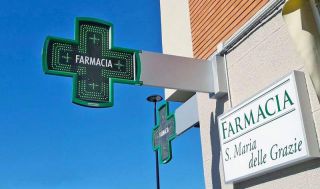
160,0 -> 320,188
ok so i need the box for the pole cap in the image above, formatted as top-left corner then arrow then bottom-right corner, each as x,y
147,95 -> 163,103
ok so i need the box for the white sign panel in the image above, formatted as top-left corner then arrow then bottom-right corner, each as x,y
218,71 -> 319,183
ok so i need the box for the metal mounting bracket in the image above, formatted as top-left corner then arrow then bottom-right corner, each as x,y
139,51 -> 228,98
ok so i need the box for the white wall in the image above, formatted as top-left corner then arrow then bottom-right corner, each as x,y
160,1 -> 320,188
160,0 -> 195,102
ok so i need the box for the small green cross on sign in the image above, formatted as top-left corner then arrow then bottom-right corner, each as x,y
152,102 -> 176,164
62,53 -> 71,63
89,34 -> 100,45
88,82 -> 99,90
115,60 -> 124,70
43,18 -> 141,108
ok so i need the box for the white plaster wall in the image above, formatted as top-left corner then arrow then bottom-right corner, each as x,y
159,0 -> 195,101
196,93 -> 231,189
227,14 -> 303,106
160,0 -> 193,57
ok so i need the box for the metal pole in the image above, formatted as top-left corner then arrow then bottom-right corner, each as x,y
154,101 -> 160,189
147,95 -> 162,189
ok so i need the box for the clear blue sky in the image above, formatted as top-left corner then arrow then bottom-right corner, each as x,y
0,0 -> 205,188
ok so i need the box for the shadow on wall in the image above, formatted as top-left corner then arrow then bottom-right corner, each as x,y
210,95 -> 228,189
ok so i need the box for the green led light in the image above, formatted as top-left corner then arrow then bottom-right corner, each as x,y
42,18 -> 141,108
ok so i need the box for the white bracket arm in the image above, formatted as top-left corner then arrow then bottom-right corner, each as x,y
139,51 -> 228,97
139,51 -> 216,93
175,95 -> 199,136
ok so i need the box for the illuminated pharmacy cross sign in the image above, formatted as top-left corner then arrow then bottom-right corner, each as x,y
43,18 -> 140,108
152,103 -> 176,164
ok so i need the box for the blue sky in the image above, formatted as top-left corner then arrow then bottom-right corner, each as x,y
0,0 -> 204,188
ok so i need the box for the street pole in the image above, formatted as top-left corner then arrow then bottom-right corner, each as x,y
147,95 -> 163,189
154,101 -> 160,189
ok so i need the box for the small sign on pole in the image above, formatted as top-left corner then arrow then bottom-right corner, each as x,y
152,102 -> 176,164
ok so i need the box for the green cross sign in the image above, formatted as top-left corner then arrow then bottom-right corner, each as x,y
42,18 -> 141,108
152,102 -> 176,164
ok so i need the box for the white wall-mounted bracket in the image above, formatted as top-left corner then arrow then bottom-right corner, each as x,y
175,95 -> 199,136
139,51 -> 228,97
210,54 -> 228,98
